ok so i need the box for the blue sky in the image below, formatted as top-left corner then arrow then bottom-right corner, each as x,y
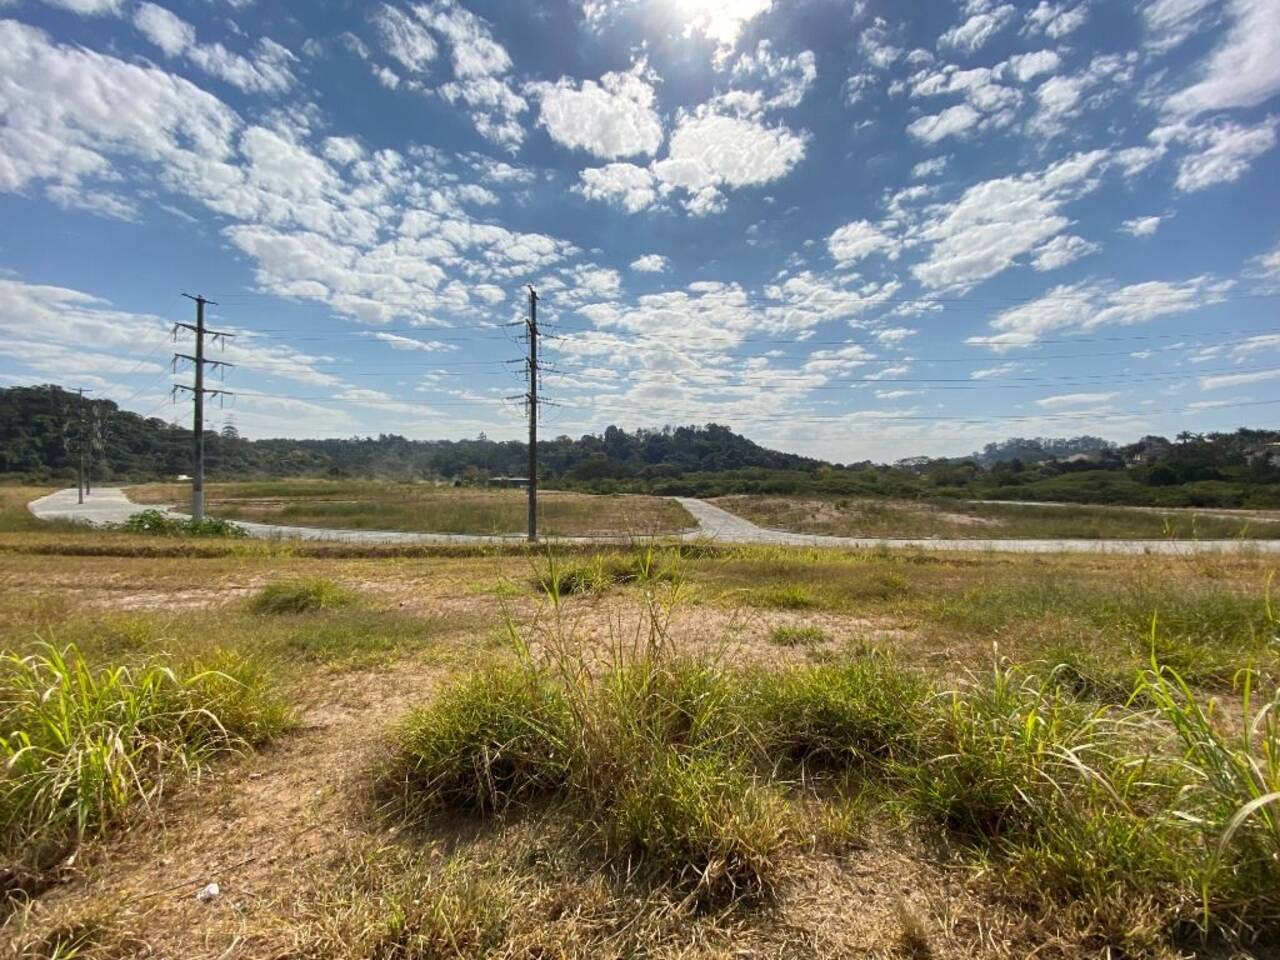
1,0 -> 1278,462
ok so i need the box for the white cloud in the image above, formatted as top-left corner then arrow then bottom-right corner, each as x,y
630,254 -> 670,272
1164,0 -> 1280,117
40,0 -> 122,13
971,362 -> 1022,379
416,0 -> 511,79
1201,368 -> 1280,389
374,332 -> 456,351
909,150 -> 1108,289
1171,118 -> 1278,191
1023,1 -> 1089,38
911,156 -> 950,178
940,3 -> 1016,53
907,103 -> 982,143
527,63 -> 663,159
684,0 -> 774,66
1031,234 -> 1100,271
1121,215 -> 1163,236
372,4 -> 437,73
1005,49 -> 1060,82
651,103 -> 807,215
1142,0 -> 1220,53
133,3 -> 297,95
1029,54 -> 1133,135
827,219 -> 898,266
859,18 -> 901,69
578,162 -> 658,213
439,76 -> 527,150
1036,391 -> 1119,408
971,276 -> 1231,350
730,40 -> 817,109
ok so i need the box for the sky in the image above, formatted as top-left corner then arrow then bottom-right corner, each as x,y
1,0 -> 1279,463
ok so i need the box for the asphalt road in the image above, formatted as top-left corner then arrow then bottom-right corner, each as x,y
27,487 -> 1280,555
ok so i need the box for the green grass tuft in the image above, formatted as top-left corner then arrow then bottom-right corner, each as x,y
251,578 -> 358,615
767,625 -> 830,647
0,643 -> 292,894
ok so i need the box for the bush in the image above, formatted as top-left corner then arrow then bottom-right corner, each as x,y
250,578 -> 358,615
120,509 -> 247,538
0,643 -> 291,893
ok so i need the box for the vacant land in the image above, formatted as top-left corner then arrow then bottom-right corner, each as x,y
715,494 -> 1280,540
3,484 -> 1279,958
128,480 -> 694,537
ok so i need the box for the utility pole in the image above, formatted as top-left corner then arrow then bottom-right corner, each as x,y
526,286 -> 538,543
174,294 -> 234,521
77,388 -> 86,505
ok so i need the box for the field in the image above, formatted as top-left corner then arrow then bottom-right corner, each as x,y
127,481 -> 694,537
714,494 -> 1280,540
2,483 -> 1280,958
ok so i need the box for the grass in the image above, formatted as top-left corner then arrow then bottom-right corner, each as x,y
0,643 -> 292,897
767,624 -> 829,646
6,485 -> 1280,956
127,480 -> 695,538
250,577 -> 359,614
714,494 -> 1280,540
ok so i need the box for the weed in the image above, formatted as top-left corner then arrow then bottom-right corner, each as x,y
0,643 -> 291,894
251,578 -> 358,614
381,664 -> 571,817
767,625 -> 829,647
118,509 -> 247,538
742,584 -> 821,610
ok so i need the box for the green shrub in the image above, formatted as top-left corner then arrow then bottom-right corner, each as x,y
250,578 -> 358,615
120,509 -> 247,538
0,643 -> 291,892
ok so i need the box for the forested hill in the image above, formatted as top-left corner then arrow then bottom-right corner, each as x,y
0,384 -> 820,482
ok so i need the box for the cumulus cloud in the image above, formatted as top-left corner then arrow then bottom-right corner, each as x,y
1121,215 -> 1163,236
527,63 -> 663,159
859,18 -> 902,69
577,162 -> 659,213
438,75 -> 527,150
729,40 -> 817,109
827,220 -> 898,266
907,103 -> 982,142
1023,1 -> 1090,38
911,156 -> 950,178
1004,49 -> 1060,82
1169,118 -> 1278,191
133,2 -> 297,94
939,1 -> 1016,53
1031,234 -> 1100,270
372,4 -> 437,73
909,150 -> 1108,289
629,253 -> 670,272
651,103 -> 807,215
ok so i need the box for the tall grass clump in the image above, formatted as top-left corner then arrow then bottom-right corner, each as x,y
251,578 -> 358,614
383,556 -> 790,903
1138,659 -> 1280,931
530,546 -> 680,598
0,643 -> 292,894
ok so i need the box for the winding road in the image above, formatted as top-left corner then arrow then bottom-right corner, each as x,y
27,487 -> 1280,555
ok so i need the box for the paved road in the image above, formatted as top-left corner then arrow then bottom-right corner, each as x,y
28,487 -> 1280,555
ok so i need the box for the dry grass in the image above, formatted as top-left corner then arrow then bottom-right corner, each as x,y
715,494 -> 1280,540
3,486 -> 1280,958
127,480 -> 694,537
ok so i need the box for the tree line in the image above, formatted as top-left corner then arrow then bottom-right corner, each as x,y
2,385 -> 1277,508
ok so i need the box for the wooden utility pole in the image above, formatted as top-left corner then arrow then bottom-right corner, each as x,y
175,294 -> 234,521
526,285 -> 539,543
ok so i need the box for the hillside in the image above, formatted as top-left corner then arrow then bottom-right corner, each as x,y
0,384 -> 819,483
